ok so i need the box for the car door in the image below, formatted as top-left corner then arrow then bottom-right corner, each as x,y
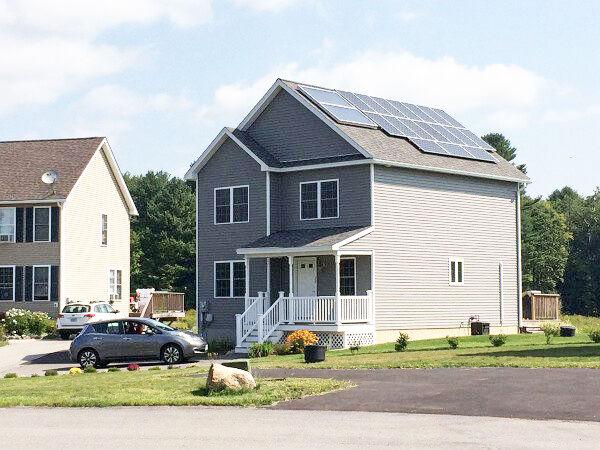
91,321 -> 124,359
122,321 -> 159,358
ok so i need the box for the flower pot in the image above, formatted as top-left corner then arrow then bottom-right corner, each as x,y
304,345 -> 326,363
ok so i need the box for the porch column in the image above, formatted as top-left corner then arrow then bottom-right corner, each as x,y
287,256 -> 295,324
266,257 -> 271,303
244,255 -> 250,300
335,253 -> 341,325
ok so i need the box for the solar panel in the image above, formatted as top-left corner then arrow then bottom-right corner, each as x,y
298,83 -> 495,163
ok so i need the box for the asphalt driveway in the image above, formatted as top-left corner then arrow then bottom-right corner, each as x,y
257,367 -> 600,422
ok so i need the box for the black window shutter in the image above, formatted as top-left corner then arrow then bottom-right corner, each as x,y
51,266 -> 59,301
24,266 -> 33,301
15,208 -> 24,242
25,208 -> 34,243
51,207 -> 60,242
14,267 -> 23,301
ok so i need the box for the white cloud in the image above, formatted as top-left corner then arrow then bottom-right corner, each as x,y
231,0 -> 299,12
541,105 -> 600,123
196,50 -> 550,129
0,0 -> 212,113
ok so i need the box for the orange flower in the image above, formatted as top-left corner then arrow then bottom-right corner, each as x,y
284,329 -> 318,354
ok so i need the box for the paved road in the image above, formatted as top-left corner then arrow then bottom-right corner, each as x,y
258,367 -> 600,422
1,407 -> 600,449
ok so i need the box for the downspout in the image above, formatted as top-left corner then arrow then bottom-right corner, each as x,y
516,183 -> 523,329
58,200 -> 65,313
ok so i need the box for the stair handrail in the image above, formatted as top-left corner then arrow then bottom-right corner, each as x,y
258,291 -> 286,342
235,295 -> 262,348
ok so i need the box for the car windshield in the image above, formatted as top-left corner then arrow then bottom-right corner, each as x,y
146,319 -> 174,332
62,305 -> 90,313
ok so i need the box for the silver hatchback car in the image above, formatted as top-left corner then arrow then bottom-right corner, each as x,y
70,318 -> 208,368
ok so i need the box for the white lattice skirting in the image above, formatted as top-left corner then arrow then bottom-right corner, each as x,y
280,331 -> 374,349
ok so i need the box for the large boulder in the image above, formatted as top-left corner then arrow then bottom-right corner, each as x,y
206,363 -> 256,391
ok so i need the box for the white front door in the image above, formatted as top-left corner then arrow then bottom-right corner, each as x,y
295,257 -> 317,297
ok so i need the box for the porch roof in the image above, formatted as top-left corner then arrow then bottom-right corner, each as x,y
237,226 -> 373,256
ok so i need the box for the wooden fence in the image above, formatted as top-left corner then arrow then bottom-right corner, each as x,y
522,292 -> 561,321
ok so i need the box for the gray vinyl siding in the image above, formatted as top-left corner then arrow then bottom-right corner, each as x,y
197,138 -> 268,341
247,90 -> 363,163
272,165 -> 371,231
343,166 -> 519,329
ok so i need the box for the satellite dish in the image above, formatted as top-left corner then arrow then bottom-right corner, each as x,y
41,170 -> 59,185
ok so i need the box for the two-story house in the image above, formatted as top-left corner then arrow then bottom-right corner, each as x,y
0,137 -> 138,318
185,79 -> 529,353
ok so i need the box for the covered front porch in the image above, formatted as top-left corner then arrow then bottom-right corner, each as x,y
234,226 -> 375,352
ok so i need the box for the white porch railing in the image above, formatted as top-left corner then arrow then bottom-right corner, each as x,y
340,295 -> 372,323
235,293 -> 265,348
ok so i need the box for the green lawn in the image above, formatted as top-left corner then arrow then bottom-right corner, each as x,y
254,330 -> 600,370
0,367 -> 351,407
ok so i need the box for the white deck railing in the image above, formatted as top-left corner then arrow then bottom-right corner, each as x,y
235,293 -> 266,348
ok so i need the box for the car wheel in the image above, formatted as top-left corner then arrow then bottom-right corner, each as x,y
78,349 -> 101,369
59,330 -> 72,340
161,344 -> 183,364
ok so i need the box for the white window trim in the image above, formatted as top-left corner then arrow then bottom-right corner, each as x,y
213,185 -> 250,225
33,206 -> 51,243
340,256 -> 357,297
214,260 -> 246,298
299,179 -> 339,221
101,214 -> 108,247
108,269 -> 122,301
449,258 -> 464,285
0,265 -> 15,302
32,265 -> 51,301
0,207 -> 17,244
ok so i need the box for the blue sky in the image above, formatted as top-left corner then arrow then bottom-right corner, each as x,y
1,0 -> 599,197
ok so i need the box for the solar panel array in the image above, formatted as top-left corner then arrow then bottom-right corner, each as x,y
298,85 -> 496,163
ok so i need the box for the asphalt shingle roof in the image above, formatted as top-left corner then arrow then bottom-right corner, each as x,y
239,226 -> 371,250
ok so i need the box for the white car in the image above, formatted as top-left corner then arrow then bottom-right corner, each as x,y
57,302 -> 126,339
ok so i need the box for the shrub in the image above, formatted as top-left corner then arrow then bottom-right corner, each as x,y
1,309 -> 53,337
447,336 -> 459,349
284,330 -> 318,354
4,373 -> 17,379
395,333 -> 410,352
30,374 -> 39,378
83,366 -> 97,373
208,338 -> 234,354
0,324 -> 6,341
588,329 -> 600,343
127,364 -> 140,371
248,341 -> 274,358
272,343 -> 290,355
540,322 -> 560,344
148,366 -> 161,371
68,367 -> 82,375
167,365 -> 175,370
489,334 -> 507,347
44,369 -> 58,376
107,367 -> 120,372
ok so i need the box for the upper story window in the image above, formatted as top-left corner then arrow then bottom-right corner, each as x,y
300,179 -> 339,220
0,208 -> 16,243
449,258 -> 464,285
214,261 -> 246,298
101,214 -> 108,246
214,185 -> 249,224
33,207 -> 50,242
33,265 -> 50,300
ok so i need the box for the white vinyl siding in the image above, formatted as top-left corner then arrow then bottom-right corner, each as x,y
343,166 -> 519,329
0,208 -> 16,243
214,186 -> 249,224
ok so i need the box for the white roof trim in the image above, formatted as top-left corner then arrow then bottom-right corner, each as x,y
184,128 -> 268,180
238,79 -> 372,159
98,139 -> 138,216
332,226 -> 374,250
0,199 -> 66,206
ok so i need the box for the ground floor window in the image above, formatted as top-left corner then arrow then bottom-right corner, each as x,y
340,258 -> 356,296
109,269 -> 123,300
449,258 -> 464,285
214,261 -> 246,298
0,266 -> 14,301
33,266 -> 50,300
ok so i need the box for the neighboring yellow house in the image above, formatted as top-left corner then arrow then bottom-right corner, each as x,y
0,137 -> 138,317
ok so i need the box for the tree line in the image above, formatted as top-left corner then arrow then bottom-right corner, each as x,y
124,137 -> 600,316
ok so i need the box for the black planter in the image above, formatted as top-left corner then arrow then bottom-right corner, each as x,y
304,345 -> 326,363
560,325 -> 576,337
471,321 -> 490,335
